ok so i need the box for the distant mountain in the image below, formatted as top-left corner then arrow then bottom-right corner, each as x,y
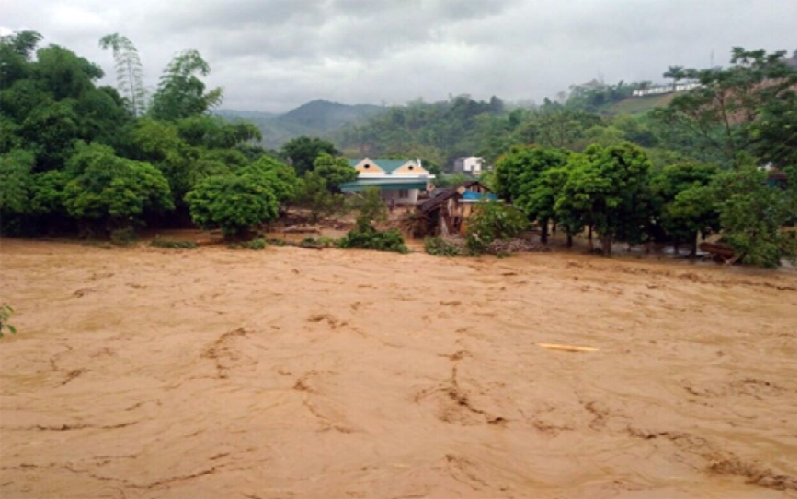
278,100 -> 383,132
216,100 -> 385,149
215,109 -> 278,120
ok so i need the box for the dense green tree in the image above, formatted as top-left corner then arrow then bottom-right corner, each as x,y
654,48 -> 797,168
709,167 -> 796,267
531,108 -> 602,150
0,30 -> 273,240
293,172 -> 346,223
0,150 -> 34,213
750,89 -> 797,169
556,143 -> 652,255
241,156 -> 299,203
175,115 -> 261,148
465,202 -> 529,254
0,38 -> 131,171
29,170 -> 69,217
313,153 -> 357,192
335,95 -> 505,166
281,136 -> 339,175
495,146 -> 569,243
131,118 -> 197,201
63,143 -> 173,234
186,173 -> 279,239
0,31 -> 41,89
150,49 -> 223,121
651,163 -> 720,255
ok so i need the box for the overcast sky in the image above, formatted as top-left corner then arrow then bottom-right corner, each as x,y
3,0 -> 796,113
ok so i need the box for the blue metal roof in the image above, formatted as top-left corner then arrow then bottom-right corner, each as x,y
461,191 -> 498,201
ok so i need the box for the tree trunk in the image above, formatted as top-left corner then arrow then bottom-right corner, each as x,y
673,241 -> 680,256
541,219 -> 549,244
587,226 -> 593,251
600,235 -> 613,256
690,233 -> 698,258
566,234 -> 573,248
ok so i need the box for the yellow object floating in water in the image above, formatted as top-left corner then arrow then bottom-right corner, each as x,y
538,343 -> 599,352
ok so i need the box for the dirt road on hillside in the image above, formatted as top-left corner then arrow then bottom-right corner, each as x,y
1,239 -> 796,498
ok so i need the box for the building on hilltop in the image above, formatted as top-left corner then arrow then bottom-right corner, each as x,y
632,82 -> 701,97
340,158 -> 436,206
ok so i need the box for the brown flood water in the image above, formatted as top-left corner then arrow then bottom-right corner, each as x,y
1,238 -> 796,499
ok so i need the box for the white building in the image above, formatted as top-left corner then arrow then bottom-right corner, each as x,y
340,158 -> 436,206
452,157 -> 485,175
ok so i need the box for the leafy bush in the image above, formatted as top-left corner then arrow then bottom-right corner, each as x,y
348,187 -> 387,231
151,237 -> 198,249
245,238 -> 267,250
294,173 -> 347,223
229,238 -> 267,250
711,167 -> 796,267
338,227 -> 408,254
424,237 -> 462,256
300,236 -> 339,248
64,143 -> 174,230
313,153 -> 358,192
465,201 -> 529,254
186,173 -> 279,240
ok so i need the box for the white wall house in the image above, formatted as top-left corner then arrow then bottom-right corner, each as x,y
340,158 -> 436,206
452,156 -> 485,174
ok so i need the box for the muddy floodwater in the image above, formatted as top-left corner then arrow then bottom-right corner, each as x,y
1,239 -> 796,499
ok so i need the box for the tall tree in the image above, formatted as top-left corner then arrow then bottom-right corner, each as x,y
0,30 -> 42,87
495,146 -> 569,243
150,49 -> 222,121
710,166 -> 796,267
280,136 -> 338,176
654,48 -> 797,168
651,163 -> 720,255
186,172 -> 279,240
556,143 -> 652,255
63,142 -> 173,235
99,33 -> 146,116
313,153 -> 357,192
663,65 -> 684,92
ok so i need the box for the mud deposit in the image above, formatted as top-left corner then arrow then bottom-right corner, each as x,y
1,239 -> 796,498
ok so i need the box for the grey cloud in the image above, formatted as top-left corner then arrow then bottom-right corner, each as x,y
2,0 -> 796,112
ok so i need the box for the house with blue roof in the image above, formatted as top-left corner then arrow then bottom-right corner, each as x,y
339,158 -> 436,206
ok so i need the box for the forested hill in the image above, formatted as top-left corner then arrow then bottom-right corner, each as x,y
217,100 -> 384,148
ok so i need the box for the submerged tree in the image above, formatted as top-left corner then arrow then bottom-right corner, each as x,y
710,166 -> 796,267
556,143 -> 652,256
99,33 -> 146,117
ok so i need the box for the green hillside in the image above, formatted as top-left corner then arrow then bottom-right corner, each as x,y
605,93 -> 675,115
217,100 -> 385,148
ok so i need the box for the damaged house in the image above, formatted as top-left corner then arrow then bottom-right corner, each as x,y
415,181 -> 497,236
